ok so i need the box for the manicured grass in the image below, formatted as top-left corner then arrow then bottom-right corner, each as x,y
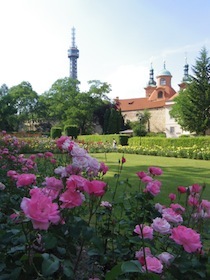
91,153 -> 210,204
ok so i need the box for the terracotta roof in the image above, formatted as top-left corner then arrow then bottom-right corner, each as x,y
116,97 -> 166,112
148,86 -> 176,101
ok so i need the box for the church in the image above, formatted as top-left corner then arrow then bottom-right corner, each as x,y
115,62 -> 190,138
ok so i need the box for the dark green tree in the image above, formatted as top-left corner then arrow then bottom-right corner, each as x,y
0,84 -> 17,131
170,47 -> 210,135
1,82 -> 38,131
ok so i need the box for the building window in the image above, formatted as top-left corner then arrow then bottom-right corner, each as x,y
158,91 -> 163,98
160,78 -> 166,85
170,127 -> 175,134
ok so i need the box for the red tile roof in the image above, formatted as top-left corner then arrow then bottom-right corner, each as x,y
116,97 -> 166,111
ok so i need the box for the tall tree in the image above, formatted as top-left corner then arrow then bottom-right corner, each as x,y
0,84 -> 17,131
170,47 -> 210,135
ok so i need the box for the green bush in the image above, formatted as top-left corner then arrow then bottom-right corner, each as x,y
50,127 -> 62,139
64,125 -> 79,139
128,136 -> 210,148
78,134 -> 130,146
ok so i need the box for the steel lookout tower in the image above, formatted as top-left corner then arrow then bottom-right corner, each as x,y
68,27 -> 79,79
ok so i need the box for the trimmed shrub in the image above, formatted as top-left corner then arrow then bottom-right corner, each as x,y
50,127 -> 62,139
64,125 -> 79,139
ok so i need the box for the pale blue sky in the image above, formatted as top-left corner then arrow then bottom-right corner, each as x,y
0,0 -> 210,100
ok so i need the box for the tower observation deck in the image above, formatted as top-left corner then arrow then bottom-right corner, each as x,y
68,27 -> 79,79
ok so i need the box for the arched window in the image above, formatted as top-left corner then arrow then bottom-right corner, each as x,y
160,78 -> 166,85
158,91 -> 163,98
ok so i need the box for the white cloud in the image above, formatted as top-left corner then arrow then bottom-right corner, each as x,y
105,64 -> 148,100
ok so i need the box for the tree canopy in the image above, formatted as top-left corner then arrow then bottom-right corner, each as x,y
170,47 -> 210,135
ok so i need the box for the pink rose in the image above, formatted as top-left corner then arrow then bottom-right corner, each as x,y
145,180 -> 161,196
99,162 -> 109,175
189,184 -> 202,194
162,208 -> 183,223
121,156 -> 126,164
16,173 -> 36,187
188,194 -> 199,207
44,177 -> 63,191
177,186 -> 187,193
148,167 -> 163,176
59,189 -> 85,209
136,171 -> 147,179
141,175 -> 153,183
21,188 -> 60,230
83,180 -> 106,197
136,247 -> 152,265
56,136 -> 69,150
168,193 -> 176,201
0,182 -> 6,190
151,217 -> 171,234
155,203 -> 165,213
170,225 -> 202,253
44,151 -> 54,158
7,170 -> 19,180
158,252 -> 174,266
100,201 -> 112,208
142,256 -> 163,274
134,224 -> 153,240
67,175 -> 89,191
170,203 -> 185,214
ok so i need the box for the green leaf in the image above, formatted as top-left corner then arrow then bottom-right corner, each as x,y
121,260 -> 142,273
43,235 -> 57,249
105,263 -> 122,280
41,253 -> 60,276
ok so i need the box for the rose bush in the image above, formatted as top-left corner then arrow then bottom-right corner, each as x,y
0,131 -> 210,279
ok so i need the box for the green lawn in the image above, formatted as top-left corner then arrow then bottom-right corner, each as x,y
91,153 -> 210,204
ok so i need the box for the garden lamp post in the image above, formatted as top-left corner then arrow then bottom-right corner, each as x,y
139,114 -> 142,145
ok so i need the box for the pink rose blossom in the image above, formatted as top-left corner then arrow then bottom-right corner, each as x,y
145,180 -> 161,196
44,151 -> 54,158
83,180 -> 106,197
0,182 -> 6,190
151,217 -> 171,234
136,247 -> 152,265
158,252 -> 174,266
121,156 -> 126,164
7,170 -> 19,180
155,203 -> 165,213
100,201 -> 112,208
54,166 -> 68,178
16,173 -> 36,187
21,188 -> 60,230
170,203 -> 185,214
72,156 -> 89,170
168,193 -> 176,201
141,175 -> 153,183
148,167 -> 163,176
71,144 -> 87,157
136,171 -> 147,179
59,189 -> 85,209
189,184 -> 202,194
42,187 -> 60,200
134,224 -> 153,240
44,177 -> 64,191
177,186 -> 187,193
162,207 -> 183,224
65,164 -> 81,175
142,256 -> 163,274
170,225 -> 202,253
56,136 -> 69,150
188,194 -> 199,207
99,162 -> 109,175
67,175 -> 89,191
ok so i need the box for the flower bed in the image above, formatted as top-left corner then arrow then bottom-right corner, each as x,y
0,131 -> 210,279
